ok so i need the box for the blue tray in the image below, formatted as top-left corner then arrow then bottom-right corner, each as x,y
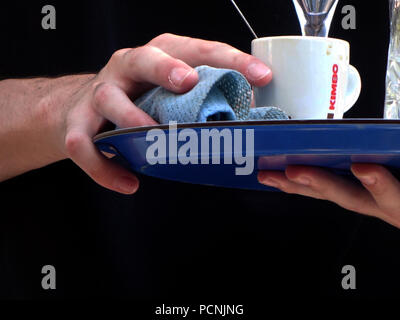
94,119 -> 400,191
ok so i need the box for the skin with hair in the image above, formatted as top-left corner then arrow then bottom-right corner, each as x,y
0,33 -> 272,195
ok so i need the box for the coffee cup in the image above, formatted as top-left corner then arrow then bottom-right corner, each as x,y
251,36 -> 361,119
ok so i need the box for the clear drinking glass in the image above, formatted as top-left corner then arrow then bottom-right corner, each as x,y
385,0 -> 400,119
293,0 -> 339,37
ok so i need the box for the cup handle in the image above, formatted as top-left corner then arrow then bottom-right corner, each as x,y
344,65 -> 362,113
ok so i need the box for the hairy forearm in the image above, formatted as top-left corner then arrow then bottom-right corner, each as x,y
0,74 -> 95,182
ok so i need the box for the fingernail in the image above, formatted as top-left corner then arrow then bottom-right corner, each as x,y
359,175 -> 376,186
262,178 -> 281,188
169,68 -> 193,87
115,176 -> 138,194
295,176 -> 311,186
247,63 -> 271,81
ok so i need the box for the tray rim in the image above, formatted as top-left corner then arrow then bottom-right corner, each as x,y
93,119 -> 400,142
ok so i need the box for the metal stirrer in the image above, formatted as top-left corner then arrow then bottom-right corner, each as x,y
229,0 -> 258,39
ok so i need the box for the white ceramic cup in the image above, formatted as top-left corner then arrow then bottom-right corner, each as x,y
252,36 -> 362,119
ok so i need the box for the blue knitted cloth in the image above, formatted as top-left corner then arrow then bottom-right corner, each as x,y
134,65 -> 289,123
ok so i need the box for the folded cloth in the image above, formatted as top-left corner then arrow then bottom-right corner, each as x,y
134,65 -> 289,124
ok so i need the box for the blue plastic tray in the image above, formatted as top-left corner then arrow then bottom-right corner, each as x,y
94,119 -> 400,191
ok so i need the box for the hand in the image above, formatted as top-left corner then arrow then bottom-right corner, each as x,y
258,164 -> 400,228
57,34 -> 272,195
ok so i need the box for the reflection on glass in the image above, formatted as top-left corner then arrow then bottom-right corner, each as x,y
293,0 -> 339,37
385,0 -> 400,119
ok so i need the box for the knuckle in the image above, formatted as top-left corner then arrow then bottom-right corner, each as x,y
197,40 -> 226,55
150,33 -> 177,45
240,54 -> 258,69
65,131 -> 86,158
93,82 -> 115,107
123,47 -> 141,69
111,48 -> 126,59
157,33 -> 176,41
109,48 -> 130,65
142,45 -> 176,78
197,41 -> 217,55
124,46 -> 155,69
143,44 -> 164,56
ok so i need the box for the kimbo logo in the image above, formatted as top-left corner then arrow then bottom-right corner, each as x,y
328,64 -> 339,119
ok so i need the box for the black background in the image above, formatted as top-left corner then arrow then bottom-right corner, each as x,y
1,0 -> 400,305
